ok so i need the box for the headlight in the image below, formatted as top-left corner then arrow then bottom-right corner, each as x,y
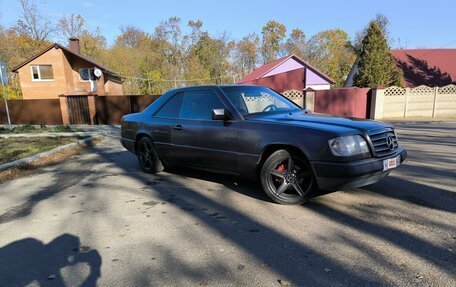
328,135 -> 370,157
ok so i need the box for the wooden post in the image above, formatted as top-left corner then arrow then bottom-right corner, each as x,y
432,87 -> 438,118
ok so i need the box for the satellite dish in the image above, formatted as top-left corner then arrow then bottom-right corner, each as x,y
93,68 -> 102,78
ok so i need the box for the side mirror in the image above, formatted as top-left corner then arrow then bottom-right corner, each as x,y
212,108 -> 228,121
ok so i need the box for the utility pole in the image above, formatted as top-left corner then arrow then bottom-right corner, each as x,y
0,60 -> 11,126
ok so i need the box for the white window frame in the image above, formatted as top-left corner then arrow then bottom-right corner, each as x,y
79,68 -> 96,82
30,65 -> 54,82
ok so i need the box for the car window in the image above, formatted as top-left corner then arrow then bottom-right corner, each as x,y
222,86 -> 299,116
155,93 -> 183,118
179,91 -> 225,120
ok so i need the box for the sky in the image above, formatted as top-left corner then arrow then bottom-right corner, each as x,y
0,0 -> 455,49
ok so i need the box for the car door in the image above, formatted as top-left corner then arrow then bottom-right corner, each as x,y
144,92 -> 184,164
171,89 -> 238,173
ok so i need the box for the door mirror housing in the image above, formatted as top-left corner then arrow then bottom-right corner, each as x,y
212,108 -> 229,120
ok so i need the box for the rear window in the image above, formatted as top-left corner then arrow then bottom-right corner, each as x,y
155,93 -> 183,118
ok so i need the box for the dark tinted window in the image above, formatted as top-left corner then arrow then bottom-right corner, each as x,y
155,93 -> 183,118
179,91 -> 225,120
222,86 -> 299,115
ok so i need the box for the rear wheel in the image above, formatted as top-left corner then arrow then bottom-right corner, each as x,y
260,149 -> 316,204
137,137 -> 163,173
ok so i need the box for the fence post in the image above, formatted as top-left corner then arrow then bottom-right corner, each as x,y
432,87 -> 438,118
59,95 -> 70,125
87,95 -> 97,125
404,87 -> 410,118
303,88 -> 315,112
370,86 -> 385,120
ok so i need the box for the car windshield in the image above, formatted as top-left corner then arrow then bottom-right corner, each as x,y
222,86 -> 300,116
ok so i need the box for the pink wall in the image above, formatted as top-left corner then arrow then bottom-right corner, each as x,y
306,68 -> 331,85
263,58 -> 303,77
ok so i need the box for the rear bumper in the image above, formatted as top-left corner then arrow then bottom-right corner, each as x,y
121,137 -> 136,154
311,148 -> 407,190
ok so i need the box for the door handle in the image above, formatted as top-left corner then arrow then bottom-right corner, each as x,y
173,125 -> 183,131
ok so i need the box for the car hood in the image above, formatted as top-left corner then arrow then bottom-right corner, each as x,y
245,111 -> 391,133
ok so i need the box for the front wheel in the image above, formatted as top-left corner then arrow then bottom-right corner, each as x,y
137,137 -> 164,173
260,149 -> 316,204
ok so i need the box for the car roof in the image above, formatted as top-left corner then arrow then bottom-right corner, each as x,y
167,84 -> 263,93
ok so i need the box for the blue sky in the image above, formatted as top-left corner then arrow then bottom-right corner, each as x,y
1,0 -> 455,49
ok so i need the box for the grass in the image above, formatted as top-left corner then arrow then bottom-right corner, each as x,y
0,125 -> 84,134
0,136 -> 86,165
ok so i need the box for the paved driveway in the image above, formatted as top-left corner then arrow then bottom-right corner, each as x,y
0,122 -> 455,286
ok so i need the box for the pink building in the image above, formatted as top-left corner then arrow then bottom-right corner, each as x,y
237,54 -> 335,92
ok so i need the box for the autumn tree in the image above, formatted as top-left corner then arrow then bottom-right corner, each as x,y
284,28 -> 306,59
58,14 -> 85,39
115,25 -> 150,48
261,20 -> 286,63
234,33 -> 260,77
353,21 -> 402,87
305,29 -> 356,86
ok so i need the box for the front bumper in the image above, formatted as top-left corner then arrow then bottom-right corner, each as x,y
311,147 -> 407,190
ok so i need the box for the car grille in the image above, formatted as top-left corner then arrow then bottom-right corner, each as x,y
369,129 -> 398,157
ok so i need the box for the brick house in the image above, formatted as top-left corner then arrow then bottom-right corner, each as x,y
12,38 -> 123,99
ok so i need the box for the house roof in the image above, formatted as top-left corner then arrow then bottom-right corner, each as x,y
11,43 -> 121,78
391,49 -> 456,87
237,54 -> 335,84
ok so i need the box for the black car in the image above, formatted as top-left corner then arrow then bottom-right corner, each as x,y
121,85 -> 407,204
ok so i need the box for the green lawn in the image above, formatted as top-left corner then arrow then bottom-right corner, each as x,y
0,125 -> 84,134
0,136 -> 86,165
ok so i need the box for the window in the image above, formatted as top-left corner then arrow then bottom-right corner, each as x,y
79,68 -> 96,81
179,91 -> 225,120
222,86 -> 299,116
154,91 -> 226,120
30,65 -> 54,81
155,93 -> 184,118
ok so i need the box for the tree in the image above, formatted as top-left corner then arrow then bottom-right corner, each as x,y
284,28 -> 306,59
115,25 -> 149,48
15,0 -> 54,41
353,21 -> 402,87
58,14 -> 86,39
79,28 -> 106,59
261,21 -> 286,63
354,14 -> 389,54
305,29 -> 356,87
234,33 -> 260,77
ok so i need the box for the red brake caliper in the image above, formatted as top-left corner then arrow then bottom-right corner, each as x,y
274,164 -> 286,183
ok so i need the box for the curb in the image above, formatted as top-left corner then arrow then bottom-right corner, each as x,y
0,135 -> 103,172
0,131 -> 110,139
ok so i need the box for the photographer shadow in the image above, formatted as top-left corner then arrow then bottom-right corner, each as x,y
0,233 -> 101,286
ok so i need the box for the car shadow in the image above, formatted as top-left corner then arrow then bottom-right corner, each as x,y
91,143 -> 456,285
0,233 -> 102,286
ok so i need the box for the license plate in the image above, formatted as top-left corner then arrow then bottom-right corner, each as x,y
383,156 -> 400,171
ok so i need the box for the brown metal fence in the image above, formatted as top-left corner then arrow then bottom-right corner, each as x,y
0,95 -> 161,125
0,99 -> 63,125
95,95 -> 161,124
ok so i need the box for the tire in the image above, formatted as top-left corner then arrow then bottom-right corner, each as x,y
137,137 -> 164,173
260,149 -> 316,205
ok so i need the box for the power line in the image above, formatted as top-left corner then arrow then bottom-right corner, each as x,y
120,74 -> 234,82
416,39 -> 456,58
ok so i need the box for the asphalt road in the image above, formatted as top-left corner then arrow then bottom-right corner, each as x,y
0,121 -> 455,286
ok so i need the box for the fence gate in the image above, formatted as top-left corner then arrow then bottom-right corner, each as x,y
66,96 -> 91,124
